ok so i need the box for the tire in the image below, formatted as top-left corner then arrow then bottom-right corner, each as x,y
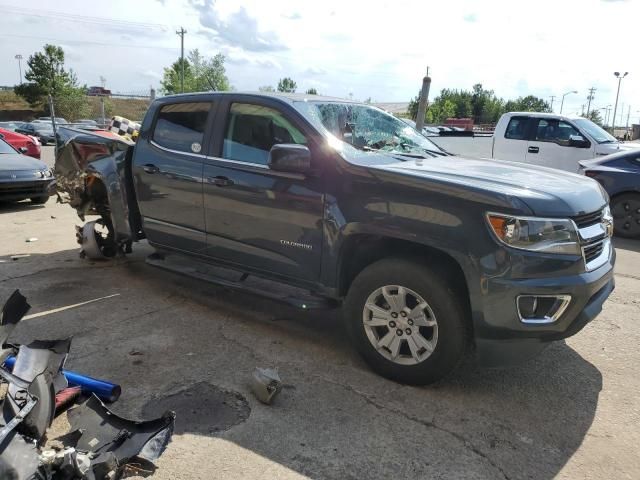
343,257 -> 468,385
611,193 -> 640,239
30,195 -> 49,204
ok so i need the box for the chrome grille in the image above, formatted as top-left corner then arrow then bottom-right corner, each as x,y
573,210 -> 603,229
583,240 -> 605,264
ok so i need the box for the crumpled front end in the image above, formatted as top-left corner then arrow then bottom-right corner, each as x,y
55,127 -> 137,258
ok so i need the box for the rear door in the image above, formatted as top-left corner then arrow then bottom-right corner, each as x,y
132,100 -> 215,254
526,119 -> 595,172
202,97 -> 325,281
493,116 -> 531,161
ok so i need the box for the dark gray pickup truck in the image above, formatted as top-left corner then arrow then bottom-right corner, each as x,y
55,92 -> 615,384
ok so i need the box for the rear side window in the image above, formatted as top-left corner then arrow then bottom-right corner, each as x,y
505,117 -> 528,140
222,103 -> 307,165
153,102 -> 211,154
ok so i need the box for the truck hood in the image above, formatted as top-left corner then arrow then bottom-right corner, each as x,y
368,155 -> 607,217
595,142 -> 640,155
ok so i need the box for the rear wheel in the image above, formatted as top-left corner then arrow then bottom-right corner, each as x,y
344,258 -> 468,385
611,193 -> 640,238
30,195 -> 49,204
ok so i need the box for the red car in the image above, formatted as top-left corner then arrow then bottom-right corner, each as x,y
0,128 -> 41,159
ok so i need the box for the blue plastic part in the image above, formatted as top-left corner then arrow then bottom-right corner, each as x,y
3,356 -> 121,403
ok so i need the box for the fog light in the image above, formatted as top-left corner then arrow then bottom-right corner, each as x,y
517,295 -> 571,324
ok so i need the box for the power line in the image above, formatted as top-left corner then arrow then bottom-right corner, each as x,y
1,5 -> 169,30
0,33 -> 178,51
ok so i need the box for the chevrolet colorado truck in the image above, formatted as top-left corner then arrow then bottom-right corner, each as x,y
54,93 -> 615,385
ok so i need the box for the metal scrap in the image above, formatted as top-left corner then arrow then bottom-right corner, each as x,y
0,290 -> 175,480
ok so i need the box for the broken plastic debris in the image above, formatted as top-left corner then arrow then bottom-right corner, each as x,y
25,237 -> 38,242
251,367 -> 283,405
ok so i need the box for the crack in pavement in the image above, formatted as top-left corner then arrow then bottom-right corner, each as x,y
614,272 -> 640,281
313,374 -> 511,480
0,262 -> 131,284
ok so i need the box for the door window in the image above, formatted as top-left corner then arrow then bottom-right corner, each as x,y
534,119 -> 582,146
504,117 -> 529,140
152,102 -> 211,154
222,103 -> 307,165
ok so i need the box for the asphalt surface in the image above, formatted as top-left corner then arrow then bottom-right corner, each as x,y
1,146 -> 639,479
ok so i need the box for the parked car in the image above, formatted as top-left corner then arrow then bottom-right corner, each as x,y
580,150 -> 640,238
0,121 -> 20,131
55,93 -> 615,385
400,118 -> 445,138
15,123 -> 55,145
432,112 -> 640,172
37,116 -> 68,124
0,127 -> 41,159
0,136 -> 54,203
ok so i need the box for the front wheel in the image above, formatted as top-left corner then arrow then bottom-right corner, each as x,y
344,258 -> 469,385
611,193 -> 640,239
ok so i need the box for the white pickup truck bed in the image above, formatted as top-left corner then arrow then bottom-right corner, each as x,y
429,136 -> 493,158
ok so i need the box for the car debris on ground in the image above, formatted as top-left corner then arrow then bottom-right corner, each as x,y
251,367 -> 283,405
0,290 -> 175,480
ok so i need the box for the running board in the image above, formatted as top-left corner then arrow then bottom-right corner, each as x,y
145,253 -> 336,310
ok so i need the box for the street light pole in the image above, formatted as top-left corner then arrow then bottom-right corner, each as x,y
560,90 -> 578,115
14,54 -> 23,84
611,71 -> 628,134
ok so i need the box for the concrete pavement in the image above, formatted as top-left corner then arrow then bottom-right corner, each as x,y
0,146 -> 638,479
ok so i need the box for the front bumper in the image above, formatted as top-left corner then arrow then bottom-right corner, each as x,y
0,179 -> 56,201
473,245 -> 615,367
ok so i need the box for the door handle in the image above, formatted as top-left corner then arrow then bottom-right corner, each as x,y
528,146 -> 539,154
207,176 -> 234,187
143,164 -> 160,174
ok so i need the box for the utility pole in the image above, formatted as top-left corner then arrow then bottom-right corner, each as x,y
612,71 -> 628,134
14,54 -> 23,84
625,105 -> 631,139
176,27 -> 187,93
549,95 -> 556,112
586,87 -> 596,116
415,67 -> 431,132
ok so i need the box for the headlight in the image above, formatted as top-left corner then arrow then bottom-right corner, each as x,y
486,213 -> 581,255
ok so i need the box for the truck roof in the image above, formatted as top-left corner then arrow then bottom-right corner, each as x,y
502,111 -> 584,121
158,91 -> 358,105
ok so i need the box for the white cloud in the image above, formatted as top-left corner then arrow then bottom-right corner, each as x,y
0,0 -> 638,123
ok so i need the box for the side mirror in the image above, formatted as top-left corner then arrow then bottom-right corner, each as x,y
268,144 -> 311,173
18,147 -> 28,154
569,135 -> 590,148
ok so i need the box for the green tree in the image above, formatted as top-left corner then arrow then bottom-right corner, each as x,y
305,87 -> 318,95
277,77 -> 297,93
14,44 -> 90,120
505,95 -> 551,113
161,49 -> 230,94
259,85 -> 275,92
582,109 -> 604,126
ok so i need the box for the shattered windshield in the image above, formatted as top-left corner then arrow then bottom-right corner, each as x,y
295,101 -> 446,157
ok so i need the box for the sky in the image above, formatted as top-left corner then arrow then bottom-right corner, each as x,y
1,0 -> 639,124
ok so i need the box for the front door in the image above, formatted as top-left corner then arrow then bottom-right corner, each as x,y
526,118 -> 595,172
202,99 -> 324,281
132,100 -> 214,254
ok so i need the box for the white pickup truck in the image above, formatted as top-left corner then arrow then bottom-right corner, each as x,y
431,112 -> 640,172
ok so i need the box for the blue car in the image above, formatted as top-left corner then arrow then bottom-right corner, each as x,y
581,149 -> 640,238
